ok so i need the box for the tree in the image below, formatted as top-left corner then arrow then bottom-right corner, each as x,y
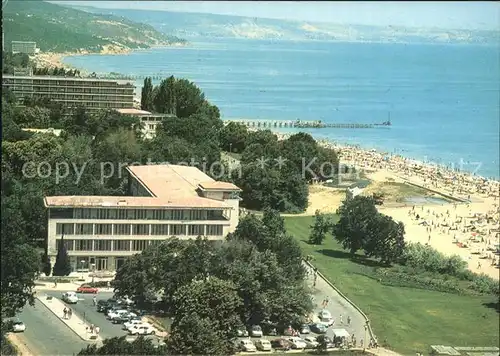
140,77 -> 154,112
40,252 -> 52,276
220,122 -> 248,153
363,214 -> 406,265
52,235 -> 71,276
78,336 -> 164,355
332,196 -> 379,255
309,210 -> 330,245
168,277 -> 242,355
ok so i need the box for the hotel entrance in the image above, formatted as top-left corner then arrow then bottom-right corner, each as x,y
96,257 -> 108,271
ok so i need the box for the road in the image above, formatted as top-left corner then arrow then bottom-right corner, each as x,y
17,299 -> 88,355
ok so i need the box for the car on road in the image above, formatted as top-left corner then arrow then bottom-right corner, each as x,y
318,309 -> 334,326
76,284 -> 98,294
249,325 -> 263,337
123,319 -> 145,330
62,291 -> 78,304
270,338 -> 291,351
303,336 -> 319,349
287,337 -> 307,349
309,323 -> 328,334
299,324 -> 311,334
238,339 -> 256,352
254,339 -> 272,351
8,319 -> 26,333
128,324 -> 156,336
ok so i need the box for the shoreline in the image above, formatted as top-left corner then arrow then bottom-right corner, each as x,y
272,130 -> 500,280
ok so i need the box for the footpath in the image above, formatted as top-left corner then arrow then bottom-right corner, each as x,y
36,292 -> 103,344
304,261 -> 402,356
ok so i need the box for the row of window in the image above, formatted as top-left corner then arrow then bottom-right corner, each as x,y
56,223 -> 224,236
58,239 -> 150,252
4,79 -> 133,87
51,208 -> 227,221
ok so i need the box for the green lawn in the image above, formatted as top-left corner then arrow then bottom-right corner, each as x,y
284,215 -> 500,354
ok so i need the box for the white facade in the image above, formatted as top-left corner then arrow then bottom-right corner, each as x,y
114,108 -> 175,139
45,165 -> 241,272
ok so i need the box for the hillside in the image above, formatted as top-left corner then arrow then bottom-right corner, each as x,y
66,5 -> 499,45
2,0 -> 186,53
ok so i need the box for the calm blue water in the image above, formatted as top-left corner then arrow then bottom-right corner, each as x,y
63,39 -> 500,178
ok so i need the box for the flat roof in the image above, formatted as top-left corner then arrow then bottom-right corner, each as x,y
44,196 -> 228,209
45,164 -> 241,209
115,108 -> 152,115
2,75 -> 135,85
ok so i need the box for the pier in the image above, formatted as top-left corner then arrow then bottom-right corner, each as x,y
223,119 -> 391,129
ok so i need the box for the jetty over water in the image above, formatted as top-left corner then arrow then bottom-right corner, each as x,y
223,119 -> 391,129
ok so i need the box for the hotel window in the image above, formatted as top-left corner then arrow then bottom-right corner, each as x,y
172,210 -> 182,220
136,209 -> 147,220
95,224 -> 112,235
162,210 -> 172,220
127,209 -> 136,219
117,209 -> 127,220
57,239 -> 74,251
153,210 -> 162,220
189,210 -> 203,220
207,210 -> 224,220
94,240 -> 111,251
132,224 -> 149,235
113,240 -> 130,251
114,224 -> 130,235
146,210 -> 153,220
90,209 -> 98,219
188,225 -> 204,236
132,240 -> 148,251
108,209 -> 117,219
149,240 -> 162,247
75,223 -> 93,235
97,209 -> 109,219
56,223 -> 75,235
171,224 -> 185,236
74,240 -> 93,251
151,224 -> 169,235
81,209 -> 91,219
207,225 -> 223,236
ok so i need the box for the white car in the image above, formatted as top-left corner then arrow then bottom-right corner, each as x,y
123,319 -> 146,330
11,320 -> 26,333
128,324 -> 156,336
107,309 -> 129,319
318,309 -> 334,326
249,325 -> 263,337
254,339 -> 272,351
303,336 -> 319,349
238,339 -> 256,352
287,337 -> 308,349
117,296 -> 134,306
62,292 -> 78,304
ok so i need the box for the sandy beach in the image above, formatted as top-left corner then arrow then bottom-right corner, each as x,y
273,131 -> 500,279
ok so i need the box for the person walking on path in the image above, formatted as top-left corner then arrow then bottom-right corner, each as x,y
95,326 -> 100,336
339,314 -> 343,324
347,315 -> 351,325
93,296 -> 97,306
54,280 -> 57,288
63,307 -> 68,319
68,308 -> 72,319
324,296 -> 330,308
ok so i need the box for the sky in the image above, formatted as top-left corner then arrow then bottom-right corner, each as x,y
49,1 -> 500,30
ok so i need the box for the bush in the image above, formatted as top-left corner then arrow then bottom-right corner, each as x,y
470,274 -> 500,296
87,281 -> 110,288
401,243 -> 468,277
37,276 -> 75,283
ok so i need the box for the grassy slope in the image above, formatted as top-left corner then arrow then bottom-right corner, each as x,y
3,0 -> 185,53
284,215 -> 500,354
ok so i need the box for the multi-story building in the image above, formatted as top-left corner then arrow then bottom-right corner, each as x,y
11,41 -> 38,55
115,108 -> 175,139
2,75 -> 135,112
44,165 -> 241,272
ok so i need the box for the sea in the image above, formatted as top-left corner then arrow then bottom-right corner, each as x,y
63,38 -> 500,179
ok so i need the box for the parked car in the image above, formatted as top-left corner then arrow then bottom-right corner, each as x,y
128,324 -> 156,336
318,309 -> 334,326
96,300 -> 110,312
111,312 -> 135,324
9,320 -> 26,333
254,339 -> 272,352
123,319 -> 146,330
249,325 -> 263,337
76,284 -> 98,294
303,336 -> 319,349
270,338 -> 291,351
116,296 -> 134,306
299,324 -> 311,334
309,323 -> 328,334
62,292 -> 78,304
107,309 -> 130,320
236,328 -> 249,337
317,335 -> 335,349
287,337 -> 307,349
238,339 -> 256,352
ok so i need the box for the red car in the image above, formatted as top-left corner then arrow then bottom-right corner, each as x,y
76,284 -> 98,294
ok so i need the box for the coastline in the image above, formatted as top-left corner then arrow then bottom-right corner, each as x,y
272,130 -> 500,280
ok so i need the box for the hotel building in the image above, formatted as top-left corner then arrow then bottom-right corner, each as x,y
115,108 -> 175,139
2,75 -> 135,112
11,41 -> 38,55
44,165 -> 241,272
